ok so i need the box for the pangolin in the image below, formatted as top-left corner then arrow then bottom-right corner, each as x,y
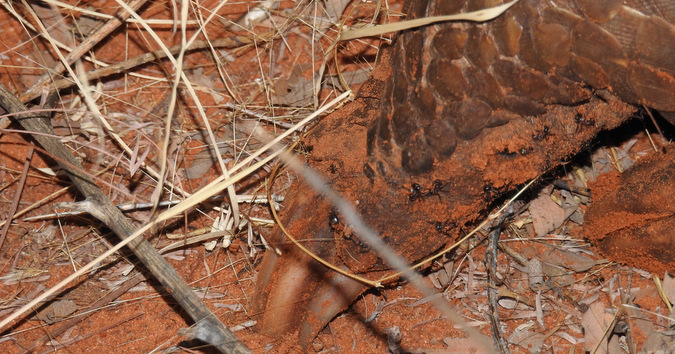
252,0 -> 675,347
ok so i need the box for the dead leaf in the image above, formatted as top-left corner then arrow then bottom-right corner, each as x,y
520,243 -> 600,272
527,259 -> 544,291
581,302 -> 621,354
508,325 -> 545,353
272,64 -> 315,107
529,189 -> 565,237
642,331 -> 675,353
33,299 -> 78,324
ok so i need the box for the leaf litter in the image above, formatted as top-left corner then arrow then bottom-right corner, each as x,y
0,0 -> 672,352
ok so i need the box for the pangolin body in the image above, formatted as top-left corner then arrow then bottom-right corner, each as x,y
252,0 -> 675,347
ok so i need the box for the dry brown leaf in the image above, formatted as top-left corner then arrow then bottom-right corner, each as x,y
642,331 -> 675,353
272,64 -> 315,107
32,299 -> 78,324
529,189 -> 565,237
521,243 -> 600,272
508,325 -> 545,353
581,302 -> 620,354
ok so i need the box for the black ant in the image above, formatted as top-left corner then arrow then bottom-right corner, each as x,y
427,179 -> 445,196
424,179 -> 446,200
429,220 -> 456,236
532,125 -> 552,141
328,209 -> 340,231
483,184 -> 497,201
408,183 -> 424,202
328,163 -> 338,174
574,113 -> 596,132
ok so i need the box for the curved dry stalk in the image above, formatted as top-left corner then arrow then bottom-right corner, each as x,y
339,0 -> 519,40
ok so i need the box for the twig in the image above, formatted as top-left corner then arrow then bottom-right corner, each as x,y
485,206 -> 515,353
0,144 -> 33,251
0,82 -> 250,353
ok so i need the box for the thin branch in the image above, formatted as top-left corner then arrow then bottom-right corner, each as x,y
0,144 -> 33,251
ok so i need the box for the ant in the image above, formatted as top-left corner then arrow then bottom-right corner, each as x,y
424,179 -> 447,200
408,183 -> 424,202
429,220 -> 456,236
574,113 -> 596,132
328,209 -> 340,231
532,125 -> 552,141
328,163 -> 338,174
483,184 -> 498,201
427,179 -> 445,196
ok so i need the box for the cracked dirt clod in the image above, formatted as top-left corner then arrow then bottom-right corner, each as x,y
252,0 -> 675,348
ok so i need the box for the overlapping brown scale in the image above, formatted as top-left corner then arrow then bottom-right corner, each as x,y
571,19 -> 628,77
490,14 -> 523,57
464,27 -> 499,69
507,0 -> 551,71
391,103 -> 418,146
598,7 -> 644,54
465,0 -> 503,13
462,66 -> 505,108
624,0 -> 675,23
535,6 -> 582,78
411,84 -> 437,121
545,75 -> 590,105
607,66 -> 639,106
391,54 -> 410,103
573,0 -> 622,23
377,117 -> 394,155
374,81 -> 393,156
406,0 -> 429,19
570,55 -> 609,88
423,119 -> 458,157
532,23 -> 572,68
426,58 -> 467,100
401,133 -> 434,173
432,0 -> 463,16
486,110 -> 521,127
431,27 -> 467,60
451,97 -> 493,140
501,94 -> 546,116
516,23 -> 552,73
491,59 -> 550,102
628,65 -> 675,111
634,17 -> 675,76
